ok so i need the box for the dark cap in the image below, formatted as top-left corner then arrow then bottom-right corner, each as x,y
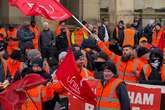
30,57 -> 43,68
10,50 -> 22,60
101,61 -> 117,75
137,47 -> 150,57
155,23 -> 161,27
150,48 -> 163,61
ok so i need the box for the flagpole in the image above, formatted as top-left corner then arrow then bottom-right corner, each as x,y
71,15 -> 100,41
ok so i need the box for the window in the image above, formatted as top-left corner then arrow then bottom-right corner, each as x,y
60,0 -> 80,25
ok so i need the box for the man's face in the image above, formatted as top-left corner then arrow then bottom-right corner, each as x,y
155,25 -> 161,31
43,24 -> 49,30
139,41 -> 147,47
76,55 -> 85,68
103,69 -> 114,81
122,47 -> 133,57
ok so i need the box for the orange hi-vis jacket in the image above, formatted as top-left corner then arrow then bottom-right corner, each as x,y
29,26 -> 40,49
142,64 -> 165,81
98,41 -> 143,83
80,67 -> 94,79
123,28 -> 136,47
55,24 -> 71,46
21,83 -> 57,110
138,57 -> 148,65
71,28 -> 88,46
152,29 -> 164,48
7,58 -> 23,79
7,28 -> 19,55
96,78 -> 122,110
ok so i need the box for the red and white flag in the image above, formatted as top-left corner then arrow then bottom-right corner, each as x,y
55,48 -> 97,105
8,0 -> 72,21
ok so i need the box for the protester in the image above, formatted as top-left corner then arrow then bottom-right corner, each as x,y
152,23 -> 164,50
73,49 -> 94,79
0,42 -> 11,91
39,22 -> 56,61
139,48 -> 165,85
96,37 -> 143,83
17,22 -> 34,53
113,20 -> 125,47
7,24 -> 19,55
29,20 -> 40,49
96,61 -> 130,110
55,21 -> 70,52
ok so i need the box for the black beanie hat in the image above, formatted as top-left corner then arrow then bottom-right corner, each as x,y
101,61 -> 117,75
10,50 -> 22,60
30,57 -> 43,68
73,50 -> 83,60
137,47 -> 150,57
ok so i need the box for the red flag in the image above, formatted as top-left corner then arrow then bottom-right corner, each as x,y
55,48 -> 96,105
0,74 -> 46,110
8,0 -> 72,21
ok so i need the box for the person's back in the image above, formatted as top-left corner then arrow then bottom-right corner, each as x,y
123,26 -> 136,47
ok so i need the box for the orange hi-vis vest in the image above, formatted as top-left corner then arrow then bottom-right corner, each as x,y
96,78 -> 122,110
29,26 -> 40,49
80,67 -> 94,79
7,28 -> 19,55
123,28 -> 136,47
21,83 -> 55,110
143,64 -> 165,81
152,29 -> 164,47
79,28 -> 89,39
71,28 -> 88,46
71,29 -> 84,46
7,58 -> 22,78
0,28 -> 7,41
98,41 -> 143,83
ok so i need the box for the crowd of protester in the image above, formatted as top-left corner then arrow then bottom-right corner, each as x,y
0,18 -> 164,110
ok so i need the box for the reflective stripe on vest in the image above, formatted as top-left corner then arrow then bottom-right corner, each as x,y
143,64 -> 150,80
96,79 -> 121,110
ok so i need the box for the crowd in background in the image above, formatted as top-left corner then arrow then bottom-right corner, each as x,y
0,18 -> 164,110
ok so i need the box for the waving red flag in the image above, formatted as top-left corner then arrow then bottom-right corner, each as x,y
0,74 -> 46,110
8,0 -> 72,21
55,48 -> 96,105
